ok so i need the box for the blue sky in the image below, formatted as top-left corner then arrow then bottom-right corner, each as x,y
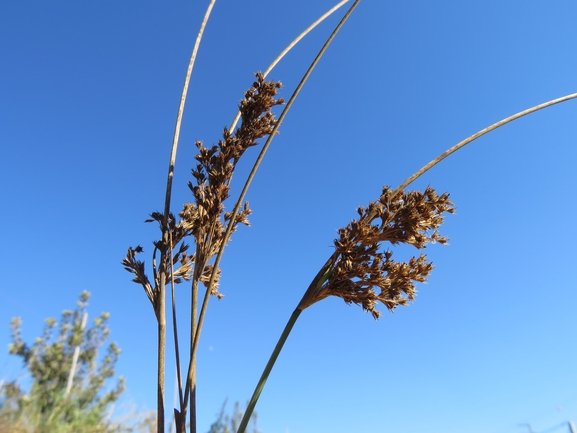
1,1 -> 577,433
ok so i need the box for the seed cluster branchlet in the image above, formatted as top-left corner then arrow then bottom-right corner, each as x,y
180,73 -> 284,298
123,73 -> 283,309
298,186 -> 455,318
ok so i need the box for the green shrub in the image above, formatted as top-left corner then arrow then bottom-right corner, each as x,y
0,292 -> 126,433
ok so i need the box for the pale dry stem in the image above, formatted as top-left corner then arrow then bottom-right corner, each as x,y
395,92 -> 577,195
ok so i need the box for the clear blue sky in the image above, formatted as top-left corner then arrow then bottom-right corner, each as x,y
1,1 -> 577,433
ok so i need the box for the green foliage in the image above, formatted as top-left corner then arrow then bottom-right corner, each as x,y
0,292 -> 128,433
207,401 -> 259,433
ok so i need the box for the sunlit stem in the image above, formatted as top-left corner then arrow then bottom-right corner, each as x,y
394,92 -> 577,196
236,309 -> 302,433
162,2 -> 217,433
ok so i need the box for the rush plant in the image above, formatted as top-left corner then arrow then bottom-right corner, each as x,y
122,2 -> 577,433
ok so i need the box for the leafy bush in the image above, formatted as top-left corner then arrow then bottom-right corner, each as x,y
206,401 -> 259,433
0,292 -> 128,433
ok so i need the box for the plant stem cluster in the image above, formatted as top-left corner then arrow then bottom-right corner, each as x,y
123,73 -> 283,306
123,73 -> 283,433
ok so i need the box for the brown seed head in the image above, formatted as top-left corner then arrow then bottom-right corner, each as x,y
124,73 -> 283,304
298,186 -> 454,319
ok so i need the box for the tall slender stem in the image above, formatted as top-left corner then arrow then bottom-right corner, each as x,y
236,252 -> 340,433
236,309 -> 302,433
394,92 -> 577,195
157,274 -> 166,433
169,232 -> 184,415
159,2 -> 216,432
164,0 -> 217,217
189,277 -> 198,433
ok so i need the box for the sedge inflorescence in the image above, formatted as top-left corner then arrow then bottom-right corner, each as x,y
123,73 -> 284,308
179,73 -> 283,297
298,186 -> 455,319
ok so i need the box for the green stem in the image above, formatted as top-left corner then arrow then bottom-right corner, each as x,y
157,273 -> 166,433
236,253 -> 340,433
236,309 -> 302,433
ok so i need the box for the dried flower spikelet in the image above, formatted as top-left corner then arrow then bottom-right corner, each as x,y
122,246 -> 155,306
298,186 -> 454,319
177,73 -> 283,297
123,74 -> 283,309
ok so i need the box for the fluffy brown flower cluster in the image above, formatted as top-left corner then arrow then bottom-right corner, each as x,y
180,73 -> 283,295
123,73 -> 284,308
298,186 -> 455,319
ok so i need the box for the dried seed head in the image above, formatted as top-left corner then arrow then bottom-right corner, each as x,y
124,73 -> 283,306
179,73 -> 283,296
298,186 -> 454,319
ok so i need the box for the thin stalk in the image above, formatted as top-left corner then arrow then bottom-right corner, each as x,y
169,232 -> 184,411
236,309 -> 302,433
169,372 -> 180,433
236,253 -> 340,433
229,0 -> 350,132
263,0 -> 349,78
157,273 -> 166,433
186,268 -> 200,433
184,0 -> 363,420
189,278 -> 197,433
164,0 -> 216,217
160,2 -> 215,432
182,221 -> 217,430
394,92 -> 577,196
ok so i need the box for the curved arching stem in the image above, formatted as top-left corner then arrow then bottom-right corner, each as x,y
394,92 -> 577,196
